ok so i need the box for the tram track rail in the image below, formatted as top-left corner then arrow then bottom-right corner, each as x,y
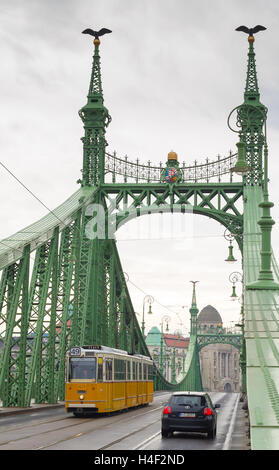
0,397 -> 168,450
35,404 -> 164,450
98,418 -> 160,450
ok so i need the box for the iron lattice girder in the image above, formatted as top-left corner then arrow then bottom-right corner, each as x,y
0,182 -> 243,406
99,182 -> 244,235
0,246 -> 30,407
196,333 -> 242,352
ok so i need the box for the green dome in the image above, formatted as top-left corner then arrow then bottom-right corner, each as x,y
145,326 -> 162,346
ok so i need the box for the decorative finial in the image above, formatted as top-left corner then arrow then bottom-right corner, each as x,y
190,281 -> 199,307
235,25 -> 266,42
82,27 -> 112,45
168,150 -> 178,161
189,281 -> 199,335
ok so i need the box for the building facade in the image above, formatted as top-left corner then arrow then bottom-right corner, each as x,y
197,305 -> 241,392
145,326 -> 189,382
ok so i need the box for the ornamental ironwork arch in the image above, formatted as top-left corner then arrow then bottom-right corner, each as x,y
196,333 -> 242,352
87,172 -> 244,251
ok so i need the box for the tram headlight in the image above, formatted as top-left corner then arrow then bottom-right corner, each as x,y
79,395 -> 84,400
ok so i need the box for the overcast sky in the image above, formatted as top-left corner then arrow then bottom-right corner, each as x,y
1,0 -> 279,334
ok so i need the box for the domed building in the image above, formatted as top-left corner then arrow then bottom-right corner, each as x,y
197,305 -> 222,332
197,305 -> 241,393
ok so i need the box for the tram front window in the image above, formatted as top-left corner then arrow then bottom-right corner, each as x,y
69,357 -> 96,381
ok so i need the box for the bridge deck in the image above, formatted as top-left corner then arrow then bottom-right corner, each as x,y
244,186 -> 279,450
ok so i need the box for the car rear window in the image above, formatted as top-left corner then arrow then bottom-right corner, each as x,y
171,395 -> 206,406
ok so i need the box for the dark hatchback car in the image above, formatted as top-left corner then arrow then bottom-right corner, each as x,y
161,391 -> 220,439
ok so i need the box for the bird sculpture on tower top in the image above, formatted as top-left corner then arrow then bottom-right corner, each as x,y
235,25 -> 266,41
82,28 -> 112,39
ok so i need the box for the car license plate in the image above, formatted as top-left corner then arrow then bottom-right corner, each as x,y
179,412 -> 195,418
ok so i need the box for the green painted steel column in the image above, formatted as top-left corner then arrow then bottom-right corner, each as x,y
16,246 -> 30,407
233,305 -> 246,395
69,209 -> 82,348
172,344 -> 176,383
108,248 -> 117,348
25,232 -> 59,405
247,142 -> 279,290
0,246 -> 30,407
159,329 -> 164,376
79,37 -> 111,187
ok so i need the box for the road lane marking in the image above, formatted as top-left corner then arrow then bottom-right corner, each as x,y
222,393 -> 240,450
98,419 -> 159,450
133,431 -> 161,450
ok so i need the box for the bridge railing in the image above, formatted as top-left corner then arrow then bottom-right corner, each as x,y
105,151 -> 238,184
244,185 -> 279,450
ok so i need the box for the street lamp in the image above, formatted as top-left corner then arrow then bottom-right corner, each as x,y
224,229 -> 237,263
227,107 -> 251,176
229,271 -> 243,300
230,135 -> 251,175
141,295 -> 154,337
160,315 -> 170,377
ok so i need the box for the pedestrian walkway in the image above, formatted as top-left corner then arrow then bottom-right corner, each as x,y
229,397 -> 250,450
0,401 -> 64,417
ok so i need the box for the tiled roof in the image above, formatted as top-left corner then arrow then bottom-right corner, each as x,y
163,334 -> 189,349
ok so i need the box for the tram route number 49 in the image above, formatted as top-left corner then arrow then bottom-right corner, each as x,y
70,347 -> 81,356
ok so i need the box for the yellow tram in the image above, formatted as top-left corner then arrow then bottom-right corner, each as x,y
65,345 -> 154,416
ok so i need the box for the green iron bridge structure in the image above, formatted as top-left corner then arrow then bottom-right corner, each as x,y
0,29 -> 279,450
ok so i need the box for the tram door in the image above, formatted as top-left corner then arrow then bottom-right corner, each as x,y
105,359 -> 113,410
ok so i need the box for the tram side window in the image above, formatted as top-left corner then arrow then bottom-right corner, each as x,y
105,360 -> 112,381
114,359 -> 126,381
97,358 -> 103,381
148,364 -> 153,380
132,362 -> 137,381
139,363 -> 142,380
127,361 -> 131,380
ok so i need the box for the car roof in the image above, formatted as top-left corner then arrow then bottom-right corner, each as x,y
170,391 -> 208,396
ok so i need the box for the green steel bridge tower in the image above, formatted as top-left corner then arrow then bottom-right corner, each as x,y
0,28 -> 279,449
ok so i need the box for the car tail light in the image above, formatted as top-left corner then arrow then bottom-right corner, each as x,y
203,407 -> 213,416
163,406 -> 172,415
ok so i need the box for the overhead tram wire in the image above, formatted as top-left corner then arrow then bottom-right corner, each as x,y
0,161 -> 73,262
0,161 -> 67,226
117,234 -> 236,241
127,277 -> 186,328
0,160 -> 87,257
